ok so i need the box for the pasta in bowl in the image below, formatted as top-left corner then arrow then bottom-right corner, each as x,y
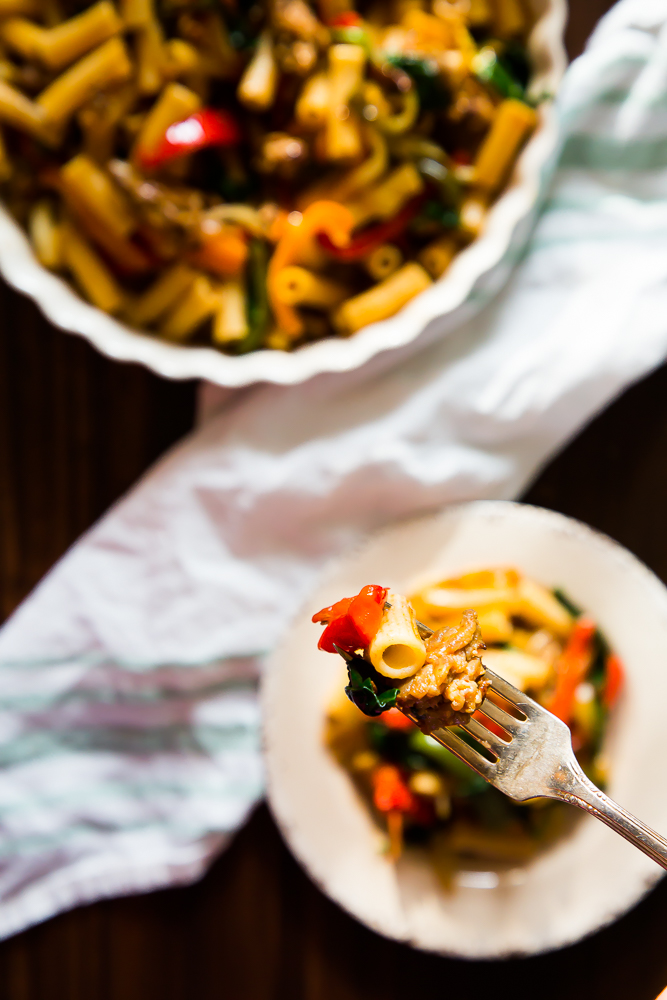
263,502 -> 667,956
0,0 -> 565,385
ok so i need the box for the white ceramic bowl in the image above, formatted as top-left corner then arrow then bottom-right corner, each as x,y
0,0 -> 566,387
263,501 -> 667,958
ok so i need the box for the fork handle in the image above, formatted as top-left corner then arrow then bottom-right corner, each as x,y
558,770 -> 667,871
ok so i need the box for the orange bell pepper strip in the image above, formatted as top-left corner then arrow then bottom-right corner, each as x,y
187,226 -> 248,278
547,618 -> 596,725
603,653 -> 624,708
267,200 -> 354,338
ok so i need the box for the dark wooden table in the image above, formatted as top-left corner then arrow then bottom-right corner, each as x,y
3,3 -> 666,997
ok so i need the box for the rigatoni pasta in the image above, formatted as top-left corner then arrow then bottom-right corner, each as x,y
369,592 -> 426,679
0,0 -> 540,353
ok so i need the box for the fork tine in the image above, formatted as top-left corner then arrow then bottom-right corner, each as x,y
477,697 -> 525,736
429,727 -> 497,780
484,668 -> 538,714
462,716 -> 509,755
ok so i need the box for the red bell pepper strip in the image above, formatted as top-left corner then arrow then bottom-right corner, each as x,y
547,618 -> 596,725
603,653 -> 625,708
317,194 -> 426,261
372,764 -> 415,813
139,108 -> 241,170
328,11 -> 362,26
312,584 -> 387,653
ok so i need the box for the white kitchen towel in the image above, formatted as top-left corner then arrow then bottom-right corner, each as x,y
1,0 -> 667,939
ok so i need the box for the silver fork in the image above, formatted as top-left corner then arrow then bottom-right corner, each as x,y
422,661 -> 667,870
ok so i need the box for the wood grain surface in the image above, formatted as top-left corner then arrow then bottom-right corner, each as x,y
2,3 -> 666,997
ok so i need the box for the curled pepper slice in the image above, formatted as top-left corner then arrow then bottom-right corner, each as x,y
267,200 -> 354,337
318,194 -> 425,261
313,583 -> 387,653
139,108 -> 241,170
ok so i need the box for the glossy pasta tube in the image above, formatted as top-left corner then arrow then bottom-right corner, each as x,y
273,265 -> 347,308
333,262 -> 431,334
29,200 -> 62,269
162,38 -> 199,79
128,264 -> 196,327
474,98 -> 537,192
159,274 -> 218,340
212,279 -> 248,344
418,235 -> 457,278
120,0 -> 151,28
1,19 -> 44,62
77,81 -> 136,162
36,2 -> 122,71
37,36 -> 132,127
60,154 -> 136,239
348,161 -> 424,228
295,71 -> 329,129
0,79 -> 47,140
363,243 -> 402,281
132,81 -> 201,164
61,218 -> 126,314
330,126 -> 387,201
237,30 -> 277,111
136,13 -> 166,95
325,43 -> 365,161
368,592 -> 426,679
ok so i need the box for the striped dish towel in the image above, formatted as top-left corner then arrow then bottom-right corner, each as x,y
2,0 -> 667,939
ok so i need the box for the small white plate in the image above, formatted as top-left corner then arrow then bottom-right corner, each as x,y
0,0 -> 566,387
263,501 -> 667,957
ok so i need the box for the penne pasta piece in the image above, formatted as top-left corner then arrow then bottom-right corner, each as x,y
1,18 -> 44,61
333,262 -> 431,334
237,30 -> 277,111
37,36 -> 132,127
77,81 -> 136,162
295,71 -> 329,129
136,13 -> 166,95
347,161 -> 424,228
363,243 -> 402,281
60,154 -> 136,239
127,263 -> 196,326
36,2 -> 122,71
418,234 -> 457,278
159,273 -> 218,340
61,218 -> 126,314
132,81 -> 201,165
369,591 -> 426,679
329,126 -> 387,201
0,78 -> 48,140
212,279 -> 248,344
516,577 -> 573,638
29,199 -> 62,269
273,265 -> 347,308
162,38 -> 199,80
325,43 -> 365,161
474,98 -> 537,192
120,0 -> 151,29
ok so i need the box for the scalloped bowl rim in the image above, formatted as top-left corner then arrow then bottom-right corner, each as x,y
0,0 -> 567,387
